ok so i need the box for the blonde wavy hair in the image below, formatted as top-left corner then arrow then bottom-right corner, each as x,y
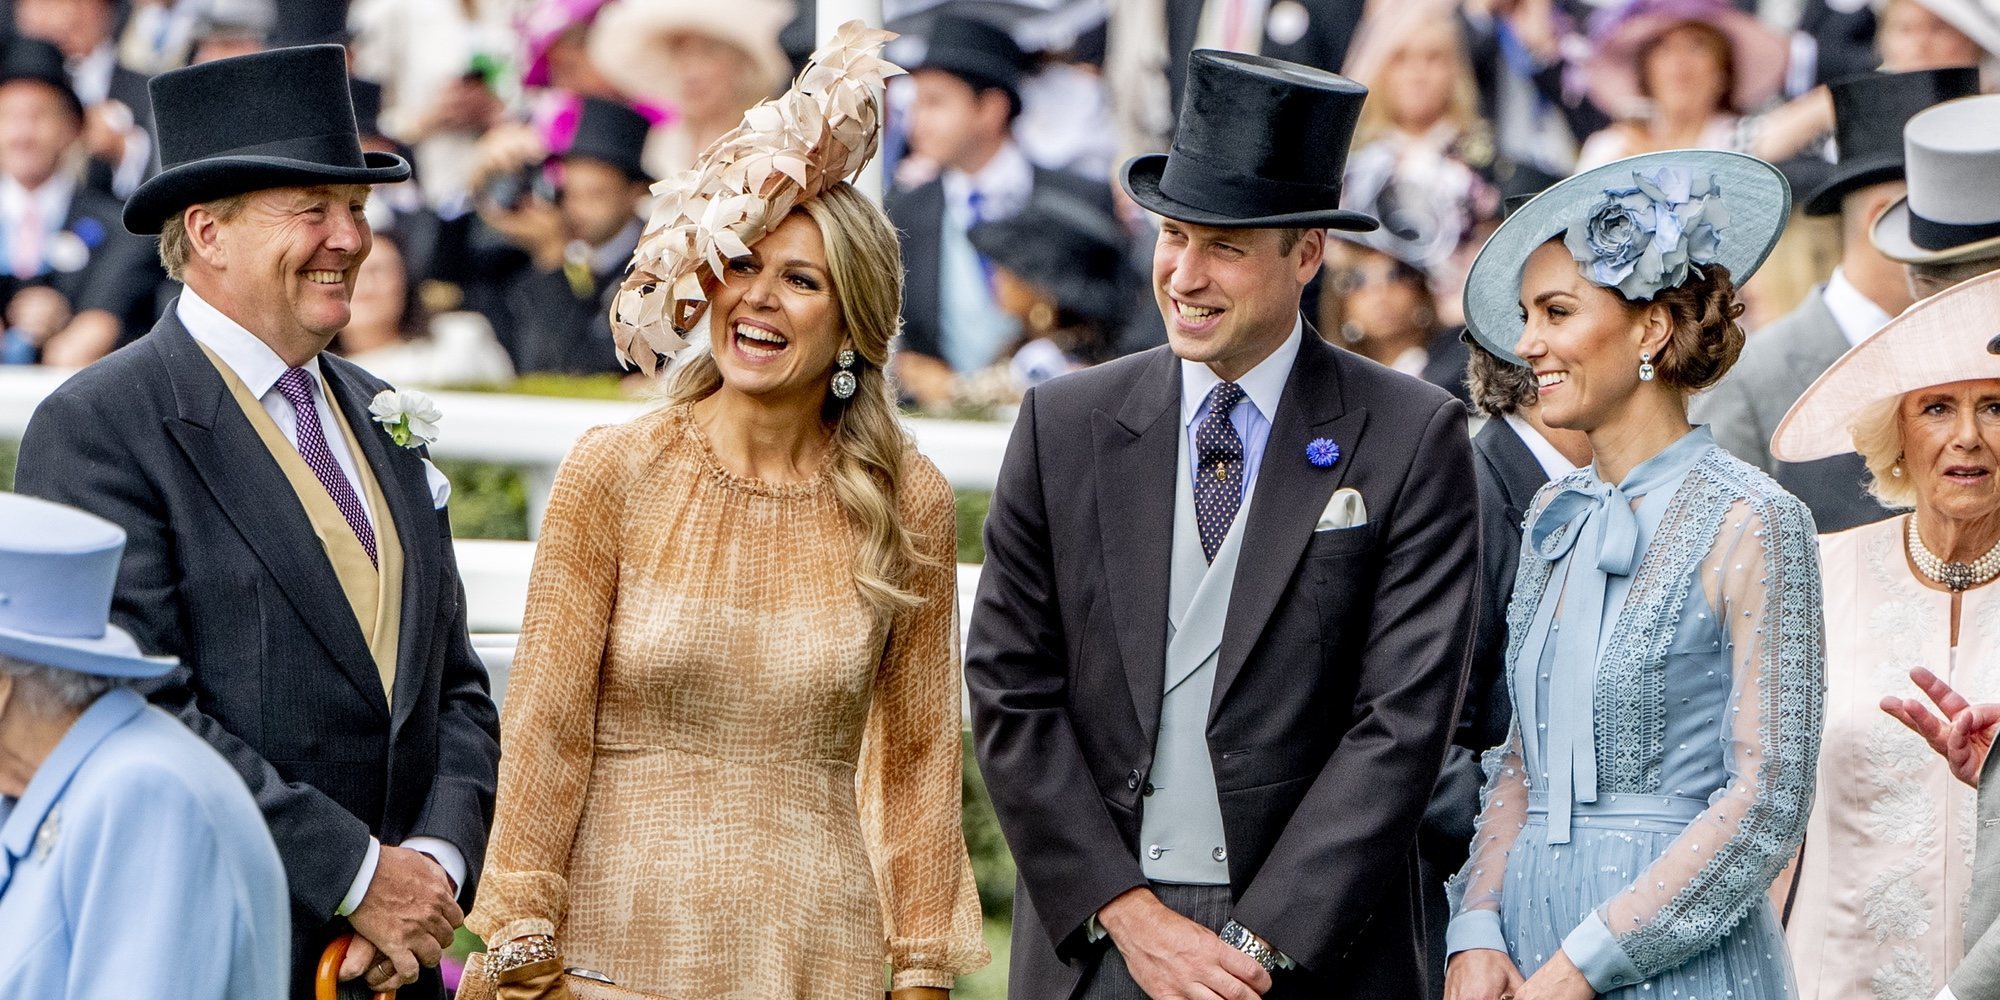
666,182 -> 934,616
1850,395 -> 1917,510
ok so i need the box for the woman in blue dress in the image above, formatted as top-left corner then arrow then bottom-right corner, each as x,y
1442,150 -> 1826,1000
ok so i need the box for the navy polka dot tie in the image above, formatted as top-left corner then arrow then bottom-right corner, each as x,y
1194,381 -> 1246,562
274,368 -> 378,567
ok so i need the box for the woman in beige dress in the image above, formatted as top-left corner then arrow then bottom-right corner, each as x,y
466,27 -> 988,1000
1770,269 -> 2000,1000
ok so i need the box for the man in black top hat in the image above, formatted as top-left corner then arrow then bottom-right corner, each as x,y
12,44 -> 501,1000
886,9 -> 1113,408
0,35 -> 165,366
967,49 -> 1477,1000
1694,67 -> 1979,534
473,96 -> 653,376
14,0 -> 155,199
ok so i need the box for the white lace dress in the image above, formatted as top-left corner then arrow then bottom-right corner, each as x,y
1446,428 -> 1826,998
1786,516 -> 2000,1000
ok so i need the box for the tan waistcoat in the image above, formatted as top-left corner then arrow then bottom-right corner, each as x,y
198,343 -> 403,703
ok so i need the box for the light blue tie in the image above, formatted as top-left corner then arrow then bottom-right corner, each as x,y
1521,478 -> 1642,845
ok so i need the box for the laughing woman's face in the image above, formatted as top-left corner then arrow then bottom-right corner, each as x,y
706,210 -> 847,407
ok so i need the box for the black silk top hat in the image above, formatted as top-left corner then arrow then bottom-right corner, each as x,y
969,189 -> 1131,323
1801,67 -> 1980,216
0,35 -> 83,120
564,97 -> 653,182
918,11 -> 1031,97
123,44 -> 411,235
1121,51 -> 1378,231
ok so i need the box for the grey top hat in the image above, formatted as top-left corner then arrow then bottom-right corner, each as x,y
1870,95 -> 2000,266
0,494 -> 176,678
1463,150 -> 1789,365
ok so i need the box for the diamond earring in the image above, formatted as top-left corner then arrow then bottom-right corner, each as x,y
831,349 -> 858,400
1638,351 -> 1656,383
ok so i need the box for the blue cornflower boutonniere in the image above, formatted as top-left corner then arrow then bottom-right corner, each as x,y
1306,438 -> 1340,468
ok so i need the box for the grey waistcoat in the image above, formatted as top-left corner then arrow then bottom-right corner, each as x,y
1138,422 -> 1251,884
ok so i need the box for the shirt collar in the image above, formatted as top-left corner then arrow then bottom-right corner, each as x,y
1503,412 -> 1582,480
941,141 -> 1034,220
1,688 -> 144,872
1181,317 -> 1303,428
1821,267 -> 1893,349
0,173 -> 74,227
176,284 -> 323,398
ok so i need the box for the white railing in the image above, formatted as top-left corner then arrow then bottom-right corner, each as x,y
0,367 -> 1015,536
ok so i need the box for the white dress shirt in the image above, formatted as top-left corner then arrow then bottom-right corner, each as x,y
0,173 -> 75,275
176,286 -> 466,912
940,140 -> 1035,226
1503,412 -> 1583,480
1820,266 -> 1894,349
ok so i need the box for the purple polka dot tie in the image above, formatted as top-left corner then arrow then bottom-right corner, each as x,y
274,367 -> 377,567
1194,381 -> 1246,562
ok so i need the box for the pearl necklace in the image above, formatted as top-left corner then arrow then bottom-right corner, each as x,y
1907,516 -> 2000,593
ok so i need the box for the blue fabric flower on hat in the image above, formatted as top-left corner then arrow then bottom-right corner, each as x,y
1563,166 -> 1728,301
1306,438 -> 1340,467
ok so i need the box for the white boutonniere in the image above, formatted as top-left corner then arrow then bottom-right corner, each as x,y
369,389 -> 441,449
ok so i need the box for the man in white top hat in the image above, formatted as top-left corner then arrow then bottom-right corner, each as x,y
0,492 -> 290,999
1871,93 -> 2000,300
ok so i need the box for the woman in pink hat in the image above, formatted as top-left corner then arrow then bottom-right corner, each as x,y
1574,0 -> 1790,170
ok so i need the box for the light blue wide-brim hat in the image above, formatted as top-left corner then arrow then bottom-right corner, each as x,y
1462,150 -> 1791,366
0,494 -> 177,678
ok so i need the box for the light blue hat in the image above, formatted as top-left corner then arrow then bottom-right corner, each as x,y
1462,150 -> 1790,366
0,494 -> 176,678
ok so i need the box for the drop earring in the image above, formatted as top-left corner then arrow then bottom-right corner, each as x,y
831,349 -> 858,400
1891,455 -> 1905,478
1638,351 -> 1656,382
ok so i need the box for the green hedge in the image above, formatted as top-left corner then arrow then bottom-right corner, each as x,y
0,437 -> 14,493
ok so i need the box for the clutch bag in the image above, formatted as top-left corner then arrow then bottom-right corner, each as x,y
457,950 -> 682,1000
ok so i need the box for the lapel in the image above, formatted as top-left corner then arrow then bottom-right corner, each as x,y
322,357 -> 442,736
1213,332 -> 1366,712
1093,348 -> 1182,745
1793,289 -> 1855,388
153,313 -> 388,718
1478,418 -> 1553,516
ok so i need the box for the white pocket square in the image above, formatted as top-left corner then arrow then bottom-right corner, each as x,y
421,458 -> 452,510
1315,488 -> 1367,531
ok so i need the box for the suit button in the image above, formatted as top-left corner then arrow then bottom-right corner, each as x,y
1213,847 -> 1228,862
1127,770 -> 1141,790
1147,844 -> 1164,860
1143,782 -> 1155,796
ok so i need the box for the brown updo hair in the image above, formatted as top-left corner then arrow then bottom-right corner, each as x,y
1627,263 -> 1746,393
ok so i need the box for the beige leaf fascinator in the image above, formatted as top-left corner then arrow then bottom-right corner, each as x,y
608,20 -> 904,375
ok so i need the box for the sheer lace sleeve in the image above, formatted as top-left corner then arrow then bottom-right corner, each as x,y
1560,495 -> 1825,989
858,459 -> 990,989
1445,720 -> 1532,956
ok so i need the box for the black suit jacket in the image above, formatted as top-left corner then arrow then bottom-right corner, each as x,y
0,182 -> 165,352
886,166 -> 1114,367
966,332 -> 1479,997
15,311 -> 502,1000
1423,418 -> 1546,863
1165,0 -> 1364,119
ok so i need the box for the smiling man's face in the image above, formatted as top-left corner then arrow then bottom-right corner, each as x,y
1152,219 -> 1322,381
209,184 -> 374,357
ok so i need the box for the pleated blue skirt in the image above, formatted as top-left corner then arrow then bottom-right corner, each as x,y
1499,793 -> 1797,1000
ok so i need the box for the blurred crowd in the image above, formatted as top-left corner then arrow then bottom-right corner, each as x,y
0,0 -> 1992,408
